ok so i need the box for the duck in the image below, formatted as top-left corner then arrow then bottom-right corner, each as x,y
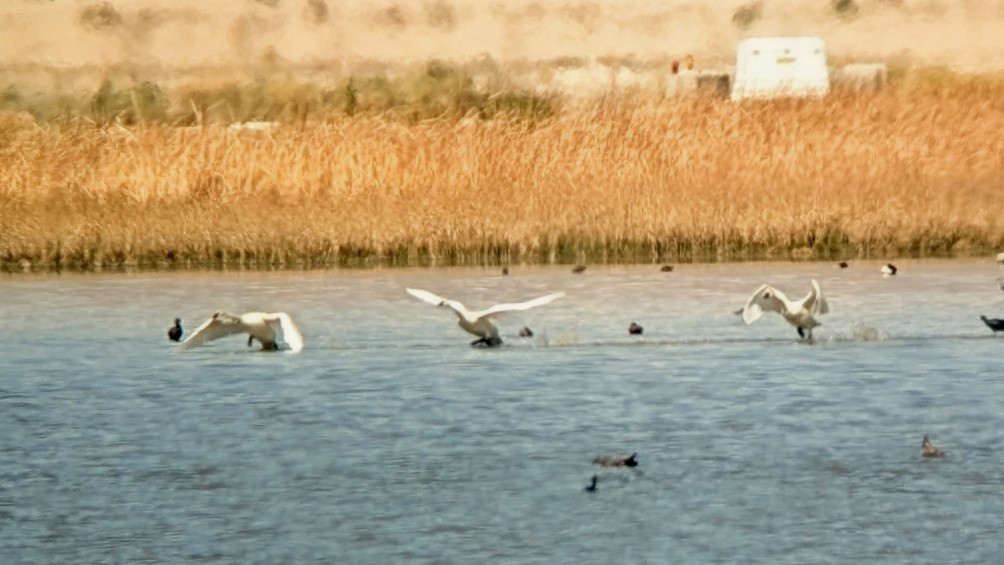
572,265 -> 587,274
405,288 -> 564,347
980,315 -> 1004,333
921,435 -> 944,458
518,326 -> 534,338
881,263 -> 897,276
628,322 -> 644,335
502,267 -> 509,276
660,265 -> 675,272
837,261 -> 848,269
592,453 -> 639,468
167,318 -> 183,342
742,278 -> 829,341
584,475 -> 598,492
179,311 -> 304,352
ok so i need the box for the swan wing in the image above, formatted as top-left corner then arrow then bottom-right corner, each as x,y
406,288 -> 476,321
179,312 -> 246,350
803,279 -> 829,315
475,292 -> 566,320
265,312 -> 304,352
406,287 -> 447,306
742,284 -> 787,324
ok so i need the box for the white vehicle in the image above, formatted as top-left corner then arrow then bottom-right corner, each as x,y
731,36 -> 830,101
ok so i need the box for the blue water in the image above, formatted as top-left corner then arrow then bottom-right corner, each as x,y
2,260 -> 1003,563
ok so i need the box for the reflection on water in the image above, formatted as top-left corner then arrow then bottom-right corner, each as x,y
2,260 -> 1003,563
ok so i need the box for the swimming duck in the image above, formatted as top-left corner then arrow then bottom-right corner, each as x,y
592,453 -> 639,468
167,318 -> 183,342
179,311 -> 304,352
628,322 -> 644,335
742,278 -> 829,341
405,288 -> 564,347
660,265 -> 675,272
980,315 -> 1004,333
519,326 -> 534,338
584,475 -> 598,492
921,435 -> 944,458
572,265 -> 587,274
837,261 -> 848,269
881,263 -> 897,276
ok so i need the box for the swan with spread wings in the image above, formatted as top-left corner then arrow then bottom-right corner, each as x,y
742,279 -> 829,341
406,288 -> 564,346
179,311 -> 304,352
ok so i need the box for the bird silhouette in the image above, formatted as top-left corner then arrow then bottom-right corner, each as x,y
167,318 -> 183,342
921,435 -> 944,458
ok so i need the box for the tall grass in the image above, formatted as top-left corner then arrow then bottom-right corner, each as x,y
2,79 -> 1004,271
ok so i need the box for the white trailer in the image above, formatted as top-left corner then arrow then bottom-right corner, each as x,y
730,36 -> 830,101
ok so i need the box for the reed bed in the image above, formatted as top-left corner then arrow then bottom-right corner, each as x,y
3,82 -> 1004,271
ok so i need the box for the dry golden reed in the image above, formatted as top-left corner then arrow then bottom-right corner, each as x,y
2,82 -> 1004,271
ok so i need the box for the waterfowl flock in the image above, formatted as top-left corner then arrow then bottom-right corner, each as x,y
168,258 -> 1004,350
160,259 -> 985,494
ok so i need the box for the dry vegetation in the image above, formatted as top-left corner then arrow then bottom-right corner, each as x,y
2,0 -> 1004,270
3,77 -> 1003,271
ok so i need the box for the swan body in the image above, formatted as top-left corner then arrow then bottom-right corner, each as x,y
406,288 -> 564,346
742,279 -> 829,341
179,311 -> 304,352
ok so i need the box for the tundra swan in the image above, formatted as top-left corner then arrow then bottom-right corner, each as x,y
405,288 -> 565,346
922,435 -> 944,458
593,453 -> 639,468
167,318 -> 183,342
179,311 -> 304,352
980,315 -> 1004,333
742,278 -> 829,341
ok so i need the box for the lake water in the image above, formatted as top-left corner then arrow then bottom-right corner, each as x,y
2,259 -> 1003,564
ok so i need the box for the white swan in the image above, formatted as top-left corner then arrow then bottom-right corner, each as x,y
179,311 -> 304,352
742,278 -> 829,341
406,288 -> 565,346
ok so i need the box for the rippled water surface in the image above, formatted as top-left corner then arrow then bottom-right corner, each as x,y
3,260 -> 1004,563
